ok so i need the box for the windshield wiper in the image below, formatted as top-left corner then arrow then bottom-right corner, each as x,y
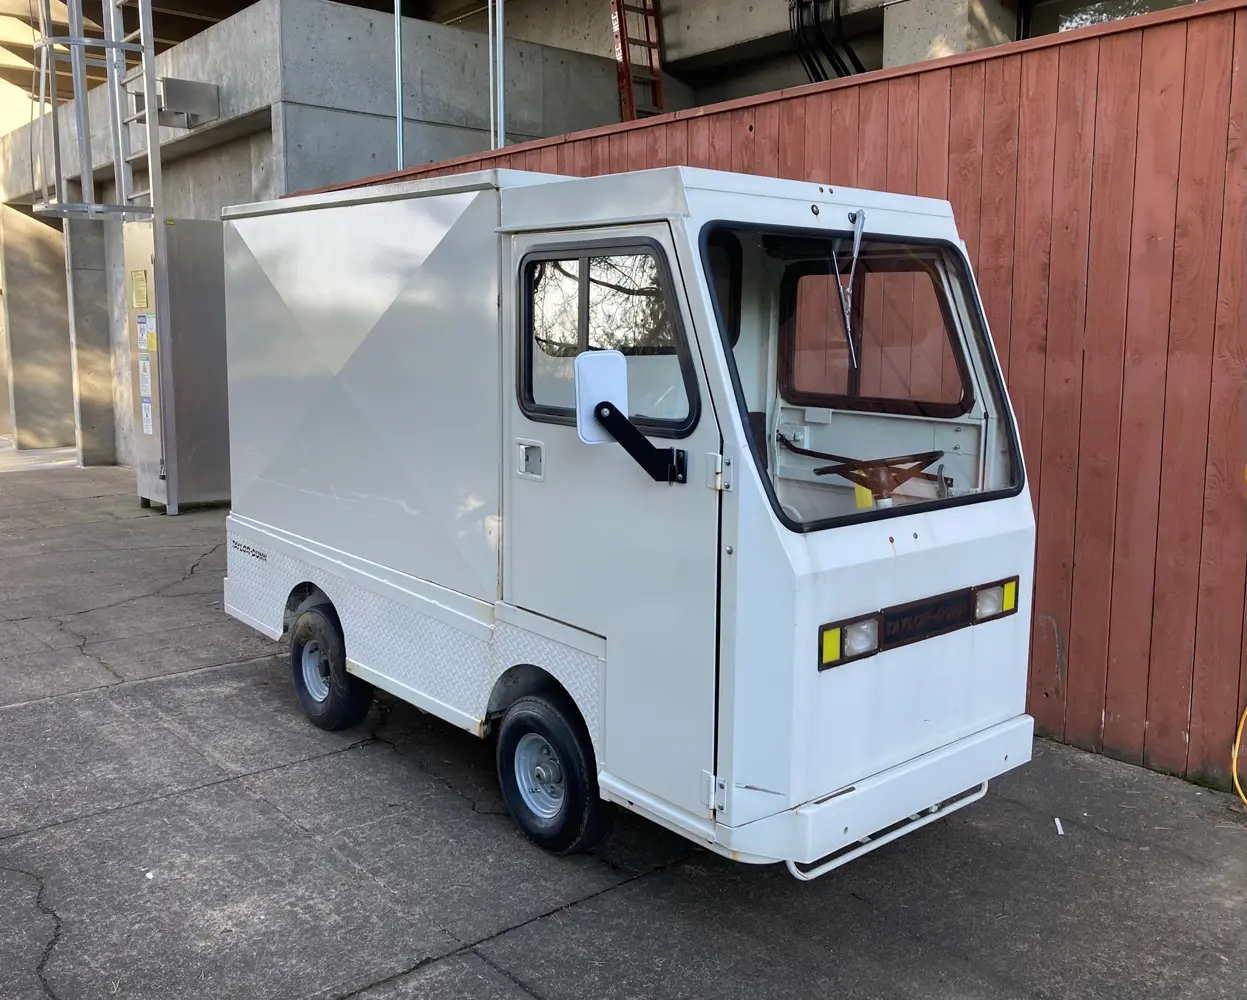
829,209 -> 865,369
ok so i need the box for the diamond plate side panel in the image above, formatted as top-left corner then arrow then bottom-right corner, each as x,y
224,530 -> 286,634
225,526 -> 604,755
489,622 -> 605,763
225,524 -> 490,720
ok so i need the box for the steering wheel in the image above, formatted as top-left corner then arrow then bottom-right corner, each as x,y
812,450 -> 945,501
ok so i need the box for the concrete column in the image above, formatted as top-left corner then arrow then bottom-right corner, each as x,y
65,218 -> 117,465
883,0 -> 1013,68
0,206 -> 75,450
0,297 -> 10,438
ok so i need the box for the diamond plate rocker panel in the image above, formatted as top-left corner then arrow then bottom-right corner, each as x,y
224,522 -> 604,758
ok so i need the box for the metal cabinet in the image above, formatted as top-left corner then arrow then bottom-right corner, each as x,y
124,218 -> 229,512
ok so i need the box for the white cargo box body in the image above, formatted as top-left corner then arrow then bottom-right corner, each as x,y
223,167 -> 1035,878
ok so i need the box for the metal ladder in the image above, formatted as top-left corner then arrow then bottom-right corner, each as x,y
610,0 -> 665,121
32,0 -> 162,219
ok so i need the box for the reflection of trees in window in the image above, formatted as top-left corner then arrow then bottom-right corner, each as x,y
531,259 -> 579,357
588,254 -> 674,355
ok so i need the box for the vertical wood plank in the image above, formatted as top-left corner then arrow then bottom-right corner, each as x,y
947,62 -> 986,401
556,142 -> 574,175
708,113 -> 734,170
803,92 -> 831,183
912,69 -> 951,404
608,132 -> 629,171
731,108 -> 756,174
1144,13 -> 1235,776
826,89 -> 858,187
1103,20 -> 1187,763
1064,29 -> 1143,753
977,55 -> 1021,370
1010,48 -> 1061,728
1188,9 -> 1247,784
948,63 -> 986,265
1030,37 -> 1099,739
687,117 -> 712,168
589,135 -> 610,175
646,125 -> 667,169
915,70 -> 951,197
666,120 -> 688,166
856,82 -> 888,397
882,76 -> 919,400
755,102 -> 780,177
1009,47 -> 1059,523
1241,574 -> 1247,756
627,128 -> 648,170
779,99 -> 807,181
572,139 -> 591,176
538,145 -> 559,172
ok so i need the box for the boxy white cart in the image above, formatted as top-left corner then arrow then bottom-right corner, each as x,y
222,168 -> 1035,879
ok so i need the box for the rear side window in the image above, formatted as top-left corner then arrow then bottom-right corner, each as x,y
522,244 -> 697,435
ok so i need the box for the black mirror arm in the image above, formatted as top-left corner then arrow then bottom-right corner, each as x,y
593,401 -> 687,484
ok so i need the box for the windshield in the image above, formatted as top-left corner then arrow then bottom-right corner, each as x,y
703,225 -> 1020,530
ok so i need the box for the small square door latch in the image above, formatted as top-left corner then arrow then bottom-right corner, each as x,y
517,439 -> 544,481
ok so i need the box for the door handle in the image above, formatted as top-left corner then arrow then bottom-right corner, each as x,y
516,439 -> 544,481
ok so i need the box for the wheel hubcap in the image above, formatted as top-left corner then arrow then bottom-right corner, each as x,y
514,732 -> 565,820
301,640 -> 331,702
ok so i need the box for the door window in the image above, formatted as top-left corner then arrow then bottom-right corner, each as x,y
522,244 -> 698,435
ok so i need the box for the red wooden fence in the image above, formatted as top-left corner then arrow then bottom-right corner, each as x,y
329,0 -> 1247,786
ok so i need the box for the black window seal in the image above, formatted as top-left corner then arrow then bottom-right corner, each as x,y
777,256 -> 976,419
706,230 -> 743,347
697,221 -> 1026,534
518,237 -> 701,439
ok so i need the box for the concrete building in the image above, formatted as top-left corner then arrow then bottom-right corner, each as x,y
0,0 -> 1194,472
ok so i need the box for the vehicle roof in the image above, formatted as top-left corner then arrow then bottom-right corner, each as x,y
222,166 -> 956,229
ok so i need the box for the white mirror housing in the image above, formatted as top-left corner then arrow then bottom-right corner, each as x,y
574,350 -> 629,445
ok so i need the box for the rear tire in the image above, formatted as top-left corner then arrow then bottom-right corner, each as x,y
496,694 -> 607,854
289,604 -> 373,731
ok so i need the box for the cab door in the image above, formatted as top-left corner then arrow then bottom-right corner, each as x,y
502,224 -> 722,820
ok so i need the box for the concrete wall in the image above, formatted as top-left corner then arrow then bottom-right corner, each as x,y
0,207 -> 74,449
277,1 -> 621,192
689,34 -> 885,105
431,0 -> 615,58
425,0 -> 885,67
883,0 -> 1012,66
0,0 -> 282,206
0,291 -> 9,437
0,0 -> 624,465
64,218 -> 115,464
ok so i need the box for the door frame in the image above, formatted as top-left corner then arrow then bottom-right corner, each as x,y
500,220 -> 726,822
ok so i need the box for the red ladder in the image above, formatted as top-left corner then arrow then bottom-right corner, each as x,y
610,0 -> 665,121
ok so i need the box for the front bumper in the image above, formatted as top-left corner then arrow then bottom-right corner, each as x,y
715,714 -> 1034,876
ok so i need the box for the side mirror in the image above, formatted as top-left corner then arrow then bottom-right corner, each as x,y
574,349 -> 628,445
574,348 -> 687,485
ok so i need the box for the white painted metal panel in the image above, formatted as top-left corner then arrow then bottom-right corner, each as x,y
667,204 -> 1035,831
220,166 -> 1037,874
502,222 -> 722,820
224,189 -> 503,602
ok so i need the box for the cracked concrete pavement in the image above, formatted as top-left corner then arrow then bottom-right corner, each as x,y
0,466 -> 1244,1000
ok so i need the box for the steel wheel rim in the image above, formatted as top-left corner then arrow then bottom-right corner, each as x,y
514,732 -> 565,820
301,640 -> 331,702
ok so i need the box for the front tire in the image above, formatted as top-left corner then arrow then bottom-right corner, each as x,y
290,604 -> 373,730
496,694 -> 607,854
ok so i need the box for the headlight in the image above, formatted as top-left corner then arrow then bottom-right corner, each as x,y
819,614 -> 880,670
973,577 -> 1019,623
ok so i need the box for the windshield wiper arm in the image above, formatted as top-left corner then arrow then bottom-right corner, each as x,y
830,209 -> 865,369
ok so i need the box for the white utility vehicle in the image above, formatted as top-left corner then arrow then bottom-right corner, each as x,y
222,167 -> 1034,879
